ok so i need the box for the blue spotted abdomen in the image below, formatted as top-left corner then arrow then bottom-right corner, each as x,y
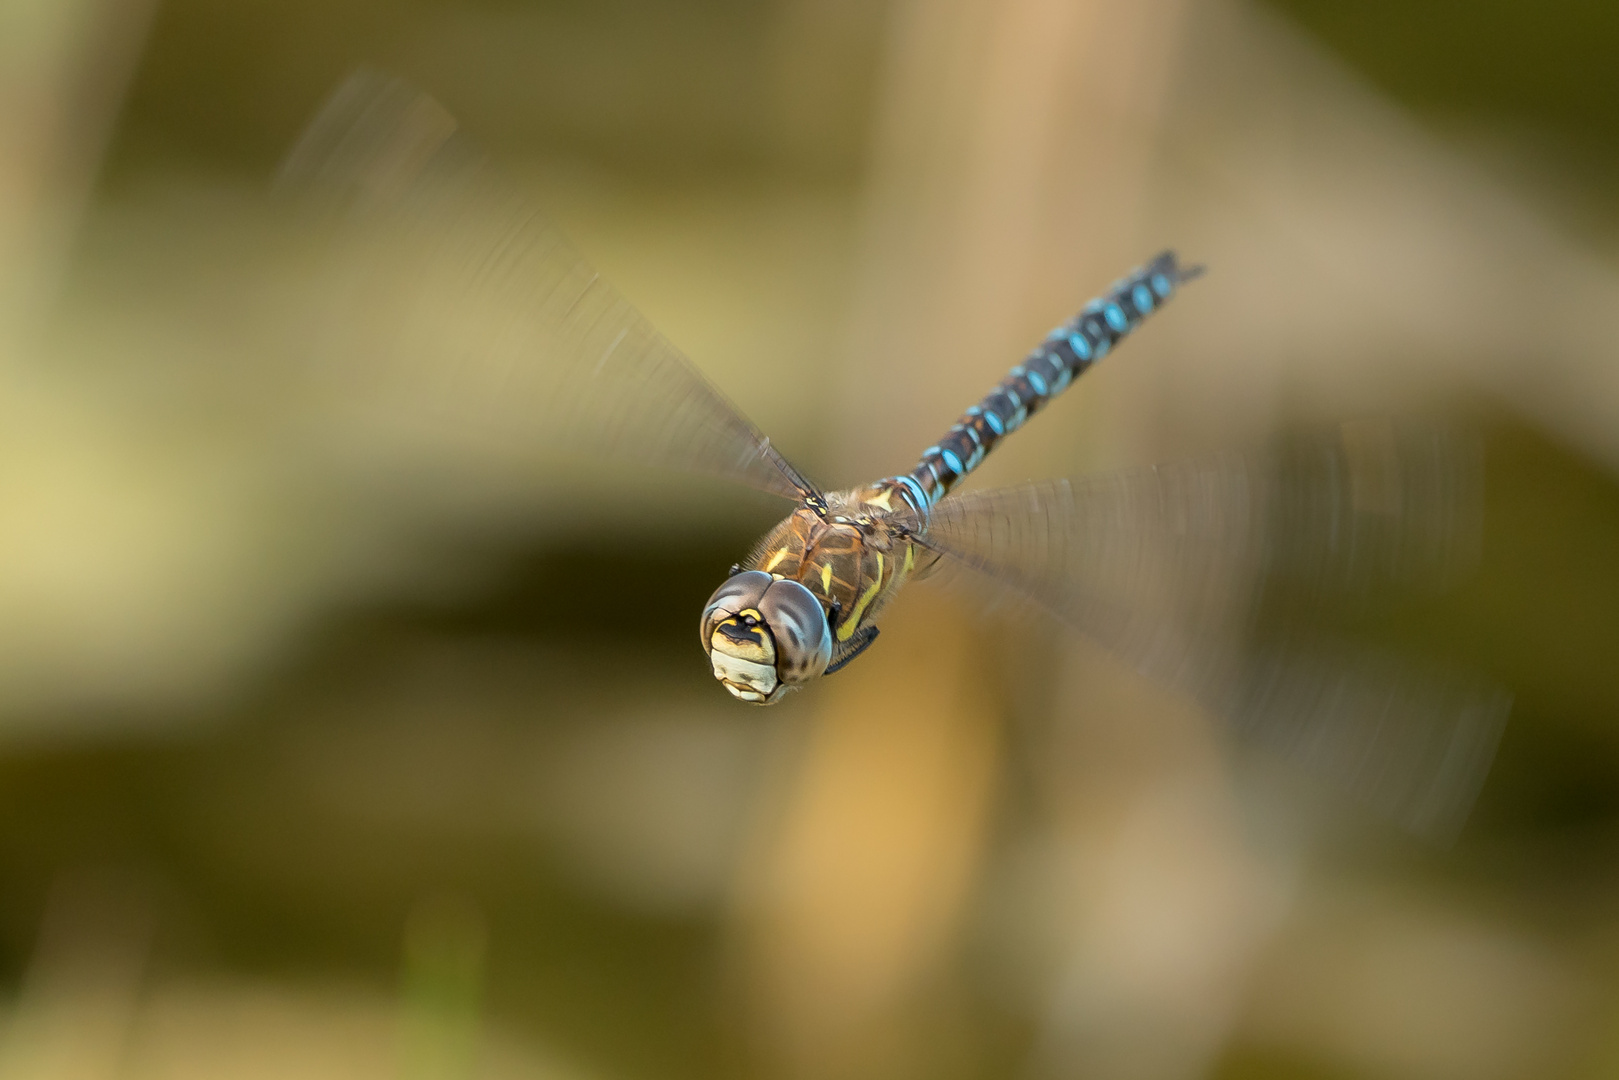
884,251 -> 1200,511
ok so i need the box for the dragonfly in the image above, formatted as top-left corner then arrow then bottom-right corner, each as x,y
698,252 -> 1200,701
278,72 -> 1506,839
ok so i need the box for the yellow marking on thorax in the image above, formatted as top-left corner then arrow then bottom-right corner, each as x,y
763,546 -> 791,572
836,551 -> 884,642
903,544 -> 915,574
820,562 -> 832,593
867,488 -> 894,511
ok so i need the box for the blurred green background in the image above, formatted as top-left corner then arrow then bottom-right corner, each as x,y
1,1 -> 1618,1078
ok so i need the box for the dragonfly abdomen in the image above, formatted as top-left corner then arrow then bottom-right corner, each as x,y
886,250 -> 1200,511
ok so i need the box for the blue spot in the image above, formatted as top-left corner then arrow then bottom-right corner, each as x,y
1093,336 -> 1110,360
1026,369 -> 1047,395
1105,304 -> 1129,332
1007,407 -> 1027,431
941,448 -> 964,474
1151,272 -> 1172,298
923,445 -> 941,458
1067,332 -> 1092,361
897,475 -> 928,510
1083,299 -> 1104,314
982,410 -> 1005,436
1133,284 -> 1154,313
1004,389 -> 1022,409
1051,366 -> 1071,393
960,423 -> 982,446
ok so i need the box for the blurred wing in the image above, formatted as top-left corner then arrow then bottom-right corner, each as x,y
919,420 -> 1506,839
275,70 -> 814,501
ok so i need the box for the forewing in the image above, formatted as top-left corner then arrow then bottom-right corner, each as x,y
275,70 -> 813,501
920,421 -> 1505,840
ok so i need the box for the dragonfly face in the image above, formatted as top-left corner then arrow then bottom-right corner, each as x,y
700,570 -> 831,704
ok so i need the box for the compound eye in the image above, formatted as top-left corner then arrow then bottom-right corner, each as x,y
700,571 -> 774,651
757,578 -> 832,685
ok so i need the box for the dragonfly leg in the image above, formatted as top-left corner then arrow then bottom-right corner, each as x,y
825,627 -> 879,675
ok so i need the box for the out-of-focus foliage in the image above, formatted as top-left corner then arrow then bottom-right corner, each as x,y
0,1 -> 1617,1079
1275,0 -> 1619,160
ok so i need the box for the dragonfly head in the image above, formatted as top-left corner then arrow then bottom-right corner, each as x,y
700,570 -> 831,704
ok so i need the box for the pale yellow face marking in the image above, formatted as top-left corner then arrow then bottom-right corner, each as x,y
820,562 -> 832,593
763,546 -> 790,572
836,552 -> 884,642
710,650 -> 778,702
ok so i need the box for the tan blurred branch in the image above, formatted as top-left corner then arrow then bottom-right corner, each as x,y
0,0 -> 152,341
0,871 -> 154,1080
732,590 -> 1001,1080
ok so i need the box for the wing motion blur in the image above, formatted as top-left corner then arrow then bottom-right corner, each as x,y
277,74 -> 1505,839
919,420 -> 1507,840
276,71 -> 817,502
